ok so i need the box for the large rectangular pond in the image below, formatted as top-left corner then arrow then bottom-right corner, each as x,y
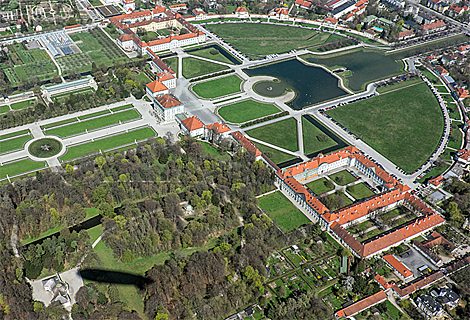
244,59 -> 349,110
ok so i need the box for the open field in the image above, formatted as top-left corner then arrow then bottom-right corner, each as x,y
0,134 -> 32,154
346,183 -> 375,200
182,57 -> 229,78
302,116 -> 338,154
46,109 -> 140,137
207,23 -> 333,58
61,127 -> 156,161
258,191 -> 311,232
188,47 -> 235,64
192,75 -> 242,99
306,178 -> 334,195
246,118 -> 298,152
0,159 -> 45,179
326,83 -> 443,173
218,99 -> 279,123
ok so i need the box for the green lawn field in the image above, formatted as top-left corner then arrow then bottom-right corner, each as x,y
0,105 -> 10,114
346,183 -> 375,200
254,143 -> 296,164
306,178 -> 334,195
61,127 -> 156,161
218,99 -> 279,123
329,170 -> 357,186
247,118 -> 298,152
10,99 -> 35,110
302,117 -> 338,154
0,134 -> 31,153
111,104 -> 133,112
448,127 -> 463,150
326,83 -> 443,173
162,57 -> 178,73
0,129 -> 29,140
42,118 -> 78,130
182,57 -> 229,78
258,191 -> 311,232
192,75 -> 243,99
207,23 -> 331,58
79,110 -> 110,120
188,47 -> 235,65
0,159 -> 45,179
47,109 -> 140,137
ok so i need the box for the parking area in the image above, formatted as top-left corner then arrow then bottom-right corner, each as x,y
395,246 -> 438,278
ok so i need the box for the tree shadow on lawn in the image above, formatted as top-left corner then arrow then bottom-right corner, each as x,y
80,269 -> 153,289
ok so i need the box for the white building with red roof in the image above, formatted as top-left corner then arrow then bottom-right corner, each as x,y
154,94 -> 184,122
192,8 -> 207,20
146,80 -> 169,97
235,6 -> 249,17
274,8 -> 289,19
121,0 -> 135,12
178,116 -> 205,137
205,122 -> 231,141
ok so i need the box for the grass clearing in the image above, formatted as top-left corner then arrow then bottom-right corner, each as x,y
306,178 -> 334,195
218,99 -> 279,123
302,116 -> 338,154
326,83 -> 443,173
0,159 -> 45,179
47,109 -> 140,137
192,75 -> 243,99
87,224 -> 103,243
346,183 -> 375,200
254,143 -> 296,164
258,191 -> 311,232
61,127 -> 156,161
247,118 -> 298,152
200,141 -> 231,161
182,57 -> 228,78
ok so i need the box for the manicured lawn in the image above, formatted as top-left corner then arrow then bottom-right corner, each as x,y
200,141 -> 231,161
0,134 -> 31,153
258,191 -> 311,232
162,57 -> 178,73
182,57 -> 229,78
207,23 -> 331,58
329,170 -> 357,186
385,300 -> 402,320
302,116 -> 338,154
306,178 -> 334,195
192,75 -> 243,99
218,99 -> 279,123
246,118 -> 298,152
10,99 -> 35,110
79,110 -> 110,120
0,129 -> 29,141
111,104 -> 133,112
188,47 -> 235,65
326,83 -> 444,173
0,159 -> 45,179
134,72 -> 151,83
376,77 -> 423,94
42,118 -> 78,129
61,127 -> 156,161
346,183 -> 375,200
47,109 -> 140,137
52,88 -> 94,100
87,224 -> 103,243
0,105 -> 10,114
447,103 -> 461,121
448,127 -> 463,149
254,143 -> 296,164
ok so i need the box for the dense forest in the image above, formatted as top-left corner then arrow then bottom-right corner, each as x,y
0,136 -> 330,319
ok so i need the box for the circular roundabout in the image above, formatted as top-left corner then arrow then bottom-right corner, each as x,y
28,138 -> 64,158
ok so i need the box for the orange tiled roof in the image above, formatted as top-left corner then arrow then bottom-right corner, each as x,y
374,274 -> 393,289
295,0 -> 312,7
65,24 -> 82,29
205,122 -> 230,134
428,175 -> 444,187
324,17 -> 338,23
235,6 -> 248,12
456,88 -> 470,98
421,20 -> 445,30
435,66 -> 449,75
398,30 -> 414,38
117,34 -> 134,42
232,131 -> 262,157
275,8 -> 289,15
335,291 -> 387,318
457,149 -> 470,161
146,80 -> 168,93
404,193 -> 435,216
383,254 -> 412,278
285,177 -> 328,214
355,0 -> 368,6
155,94 -> 182,109
192,8 -> 205,15
169,4 -> 186,8
322,189 -> 406,225
181,116 -> 204,131
458,44 -> 470,51
392,271 -> 444,297
157,71 -> 175,81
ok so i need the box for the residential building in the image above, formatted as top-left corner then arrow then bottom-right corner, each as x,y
335,291 -> 387,318
398,30 -> 414,40
324,17 -> 338,24
154,94 -> 184,122
416,295 -> 443,317
169,4 -> 187,12
432,288 -> 460,308
428,175 -> 444,188
274,8 -> 289,19
295,0 -> 312,10
383,254 -> 413,281
456,149 -> 470,165
177,115 -> 205,137
192,8 -> 207,20
435,66 -> 449,76
235,6 -> 249,17
421,20 -> 446,34
205,122 -> 231,142
146,80 -> 169,97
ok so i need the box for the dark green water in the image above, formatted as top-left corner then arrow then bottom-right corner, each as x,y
306,51 -> 401,92
244,59 -> 348,110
